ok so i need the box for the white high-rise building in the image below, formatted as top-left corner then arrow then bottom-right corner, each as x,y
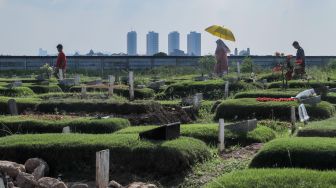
38,48 -> 48,56
168,31 -> 180,55
146,31 -> 159,56
127,31 -> 137,55
187,31 -> 201,56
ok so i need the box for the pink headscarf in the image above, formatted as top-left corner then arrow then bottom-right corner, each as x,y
216,39 -> 231,53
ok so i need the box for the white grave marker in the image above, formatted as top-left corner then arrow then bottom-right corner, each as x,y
0,177 -> 5,188
96,149 -> 109,188
224,81 -> 229,99
62,126 -> 71,133
218,119 -> 225,152
237,61 -> 241,79
129,71 -> 134,100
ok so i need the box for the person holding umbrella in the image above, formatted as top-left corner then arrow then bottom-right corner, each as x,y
214,39 -> 230,77
205,25 -> 235,77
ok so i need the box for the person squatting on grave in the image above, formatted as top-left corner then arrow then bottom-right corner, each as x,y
292,41 -> 305,78
214,39 -> 230,77
54,44 -> 67,79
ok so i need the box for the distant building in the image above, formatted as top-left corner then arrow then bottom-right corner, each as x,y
234,48 -> 238,56
239,48 -> 251,56
170,49 -> 186,56
187,31 -> 201,56
38,48 -> 48,56
146,31 -> 159,56
127,31 -> 137,55
168,31 -> 180,55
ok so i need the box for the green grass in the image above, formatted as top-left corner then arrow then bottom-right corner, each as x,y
205,169 -> 336,188
0,86 -> 35,97
0,134 -> 211,177
115,123 -> 276,146
297,117 -> 336,137
250,137 -> 336,169
214,98 -> 335,121
0,116 -> 130,136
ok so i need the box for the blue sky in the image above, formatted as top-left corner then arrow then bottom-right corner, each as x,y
0,0 -> 335,56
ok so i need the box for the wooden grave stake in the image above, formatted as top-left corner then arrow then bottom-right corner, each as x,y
81,85 -> 87,98
237,61 -> 241,80
58,69 -> 64,80
74,75 -> 81,85
108,75 -> 115,96
96,149 -> 110,188
8,99 -> 18,115
129,71 -> 134,100
218,119 -> 225,153
291,106 -> 296,134
224,81 -> 229,99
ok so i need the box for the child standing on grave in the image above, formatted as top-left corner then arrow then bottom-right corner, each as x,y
55,44 -> 67,79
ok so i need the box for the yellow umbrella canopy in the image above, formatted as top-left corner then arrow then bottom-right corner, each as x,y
205,25 -> 236,42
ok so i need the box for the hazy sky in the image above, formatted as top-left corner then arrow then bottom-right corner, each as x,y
0,0 -> 335,56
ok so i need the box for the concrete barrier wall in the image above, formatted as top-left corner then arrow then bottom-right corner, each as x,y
0,55 -> 334,71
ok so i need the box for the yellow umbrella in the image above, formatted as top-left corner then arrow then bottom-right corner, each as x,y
205,25 -> 236,42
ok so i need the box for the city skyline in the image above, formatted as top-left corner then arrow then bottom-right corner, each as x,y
0,0 -> 335,56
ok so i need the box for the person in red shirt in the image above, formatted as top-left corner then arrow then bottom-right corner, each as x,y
54,44 -> 67,79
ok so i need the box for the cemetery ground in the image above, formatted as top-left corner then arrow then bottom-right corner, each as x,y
1,65 -> 336,187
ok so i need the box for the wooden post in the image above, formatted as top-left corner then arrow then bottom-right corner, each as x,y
74,75 -> 80,85
129,71 -> 134,101
108,75 -> 115,96
8,99 -> 18,115
291,106 -> 296,134
81,85 -> 87,98
237,61 -> 241,80
218,119 -> 225,153
224,81 -> 229,99
96,149 -> 109,188
59,69 -> 64,80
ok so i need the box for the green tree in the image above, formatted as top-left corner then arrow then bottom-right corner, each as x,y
327,59 -> 336,69
199,55 -> 216,74
241,57 -> 253,73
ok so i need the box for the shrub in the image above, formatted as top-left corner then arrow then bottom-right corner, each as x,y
0,87 -> 35,97
161,80 -> 252,100
0,97 -> 40,114
234,89 -> 298,99
36,100 -> 160,114
199,55 -> 216,74
327,59 -> 336,69
0,134 -> 211,177
268,80 -> 336,89
69,86 -> 154,99
259,73 -> 282,82
214,98 -> 335,121
115,124 -> 276,146
0,116 -> 130,136
250,137 -> 336,169
27,84 -> 62,94
297,117 -> 336,137
205,169 -> 336,188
